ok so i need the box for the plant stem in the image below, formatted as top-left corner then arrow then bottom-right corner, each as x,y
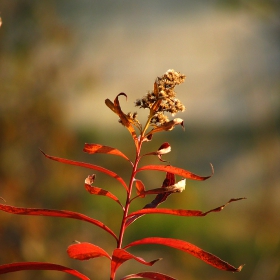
117,141 -> 143,249
141,114 -> 153,139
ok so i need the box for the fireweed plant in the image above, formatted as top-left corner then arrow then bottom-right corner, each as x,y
0,70 -> 245,280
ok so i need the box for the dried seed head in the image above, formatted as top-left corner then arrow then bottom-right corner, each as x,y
135,69 -> 186,125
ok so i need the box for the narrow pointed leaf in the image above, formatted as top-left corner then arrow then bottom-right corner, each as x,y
127,208 -> 202,217
83,143 -> 130,161
136,164 -> 213,181
127,198 -> 246,218
67,242 -> 111,260
85,184 -> 124,210
41,150 -> 128,192
0,262 -> 90,280
0,203 -> 118,241
111,249 -> 161,279
121,271 -> 176,280
124,237 -> 244,272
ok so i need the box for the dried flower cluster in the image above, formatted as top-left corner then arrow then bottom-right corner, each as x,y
135,69 -> 186,125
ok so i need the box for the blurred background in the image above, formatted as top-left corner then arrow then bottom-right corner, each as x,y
0,1 -> 279,279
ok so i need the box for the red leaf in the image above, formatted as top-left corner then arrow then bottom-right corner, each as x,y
136,164 -> 214,181
121,271 -> 176,280
0,262 -> 89,279
67,242 -> 111,260
134,179 -> 146,198
128,208 -> 202,217
83,143 -> 130,162
124,237 -> 244,272
85,183 -> 124,210
0,203 -> 118,242
127,198 -> 246,218
41,150 -> 128,192
110,249 -> 161,280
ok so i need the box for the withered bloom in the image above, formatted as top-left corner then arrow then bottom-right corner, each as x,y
135,69 -> 186,125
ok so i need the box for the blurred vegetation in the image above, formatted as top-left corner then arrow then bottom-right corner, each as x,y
0,1 -> 279,280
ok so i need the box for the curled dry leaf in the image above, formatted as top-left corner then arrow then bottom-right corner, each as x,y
0,262 -> 90,280
124,237 -> 244,272
85,174 -> 96,185
157,142 -> 171,154
83,143 -> 130,162
146,118 -> 184,138
67,242 -> 111,261
144,142 -> 171,162
121,271 -> 176,280
0,203 -> 118,241
110,249 -> 161,280
105,93 -> 139,148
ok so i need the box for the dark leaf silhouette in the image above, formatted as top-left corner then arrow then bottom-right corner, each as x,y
0,262 -> 90,280
67,242 -> 111,260
110,249 -> 161,280
83,143 -> 130,162
41,150 -> 128,192
0,203 -> 118,241
121,271 -> 176,280
126,172 -> 175,227
124,237 -> 244,272
136,164 -> 213,181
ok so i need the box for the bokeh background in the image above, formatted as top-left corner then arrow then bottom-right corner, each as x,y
0,1 -> 279,280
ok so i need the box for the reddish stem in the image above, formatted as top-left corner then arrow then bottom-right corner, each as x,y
117,142 -> 142,249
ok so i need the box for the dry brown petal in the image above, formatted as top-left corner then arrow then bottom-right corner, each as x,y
85,174 -> 96,185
